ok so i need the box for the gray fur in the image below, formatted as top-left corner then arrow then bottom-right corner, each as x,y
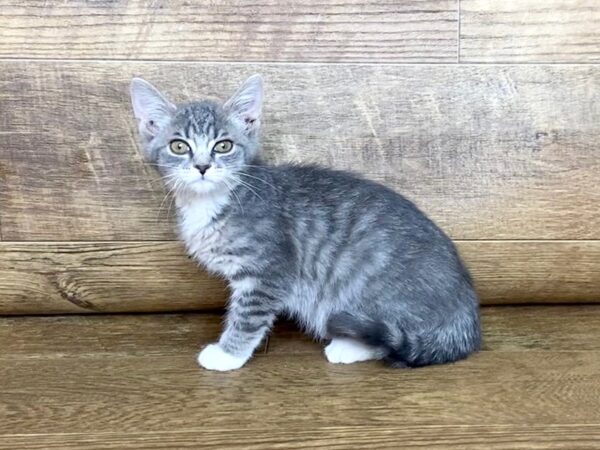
130,75 -> 481,369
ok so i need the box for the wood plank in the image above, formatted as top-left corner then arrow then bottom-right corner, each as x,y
0,242 -> 228,314
1,240 -> 599,315
2,425 -> 600,449
0,0 -> 458,63
1,62 -> 599,240
1,307 -> 599,437
7,353 -> 592,433
1,306 -> 598,359
460,240 -> 600,304
460,0 -> 600,62
0,63 -> 174,240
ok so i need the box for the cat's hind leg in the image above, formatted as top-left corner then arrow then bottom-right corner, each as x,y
324,338 -> 384,364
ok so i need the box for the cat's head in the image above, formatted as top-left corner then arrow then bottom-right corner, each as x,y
130,75 -> 263,195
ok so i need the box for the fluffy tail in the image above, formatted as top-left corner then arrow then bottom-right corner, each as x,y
327,311 -> 478,368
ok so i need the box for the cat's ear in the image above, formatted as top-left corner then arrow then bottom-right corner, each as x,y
224,74 -> 263,134
130,77 -> 176,141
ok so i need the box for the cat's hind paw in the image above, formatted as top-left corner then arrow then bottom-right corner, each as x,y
324,338 -> 380,364
197,343 -> 248,371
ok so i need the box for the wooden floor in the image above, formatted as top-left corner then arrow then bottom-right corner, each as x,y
2,305 -> 600,449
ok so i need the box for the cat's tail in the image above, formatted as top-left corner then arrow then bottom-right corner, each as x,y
326,311 -> 478,368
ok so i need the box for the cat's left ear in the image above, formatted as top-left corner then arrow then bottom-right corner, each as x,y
224,74 -> 263,135
130,77 -> 176,142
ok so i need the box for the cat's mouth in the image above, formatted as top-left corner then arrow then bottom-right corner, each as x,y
186,177 -> 221,195
192,177 -> 213,184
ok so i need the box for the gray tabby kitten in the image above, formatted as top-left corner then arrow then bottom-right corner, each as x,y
130,75 -> 481,371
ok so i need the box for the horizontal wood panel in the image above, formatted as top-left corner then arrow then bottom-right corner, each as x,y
2,352 -> 598,433
0,0 -> 457,63
1,306 -> 598,359
1,307 -> 600,438
0,242 -> 228,314
0,241 -> 598,315
461,0 -> 600,62
2,425 -> 600,449
1,62 -> 599,240
462,240 -> 600,304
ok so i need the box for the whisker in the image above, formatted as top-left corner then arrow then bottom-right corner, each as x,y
223,178 -> 244,214
147,178 -> 167,185
237,164 -> 268,170
147,173 -> 179,185
234,177 -> 264,202
156,187 -> 174,223
155,177 -> 181,222
166,179 -> 183,220
237,172 -> 279,191
144,162 -> 175,169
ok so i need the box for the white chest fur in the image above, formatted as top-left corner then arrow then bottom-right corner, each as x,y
177,191 -> 228,254
176,191 -> 240,277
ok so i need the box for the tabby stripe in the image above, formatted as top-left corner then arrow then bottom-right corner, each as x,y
237,297 -> 266,308
230,269 -> 262,281
185,122 -> 195,139
239,321 -> 270,334
242,289 -> 277,303
308,219 -> 336,278
323,210 -> 360,285
223,246 -> 255,257
239,307 -> 275,317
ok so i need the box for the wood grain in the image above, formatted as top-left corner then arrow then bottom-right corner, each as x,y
0,62 -> 175,240
1,240 -> 599,314
1,307 -> 599,443
0,2 -> 598,447
0,242 -> 228,314
0,0 -> 458,63
1,306 -> 598,358
461,0 -> 600,62
1,62 -> 599,240
2,425 -> 600,449
460,240 -> 600,304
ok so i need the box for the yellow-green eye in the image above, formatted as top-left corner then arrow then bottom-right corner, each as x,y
169,139 -> 191,155
213,140 -> 233,154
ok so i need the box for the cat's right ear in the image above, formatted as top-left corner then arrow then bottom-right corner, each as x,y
224,74 -> 263,135
130,78 -> 176,142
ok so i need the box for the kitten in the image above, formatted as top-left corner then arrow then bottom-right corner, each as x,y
130,75 -> 481,371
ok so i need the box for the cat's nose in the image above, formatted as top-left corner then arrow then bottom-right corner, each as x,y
195,164 -> 211,175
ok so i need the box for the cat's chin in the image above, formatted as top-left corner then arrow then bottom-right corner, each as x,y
186,179 -> 220,195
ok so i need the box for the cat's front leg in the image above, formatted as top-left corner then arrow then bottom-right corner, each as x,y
197,289 -> 277,371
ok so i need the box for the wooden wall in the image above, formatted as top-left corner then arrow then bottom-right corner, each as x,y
0,1 -> 599,314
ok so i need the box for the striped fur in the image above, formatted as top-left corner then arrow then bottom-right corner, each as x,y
130,76 -> 481,371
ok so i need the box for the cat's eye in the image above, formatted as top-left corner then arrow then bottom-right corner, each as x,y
169,139 -> 191,155
213,140 -> 233,154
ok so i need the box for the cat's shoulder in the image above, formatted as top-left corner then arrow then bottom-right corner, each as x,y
264,163 -> 394,196
265,163 -> 368,184
262,162 -> 424,214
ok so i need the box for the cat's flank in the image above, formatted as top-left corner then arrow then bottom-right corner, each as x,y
130,75 -> 481,371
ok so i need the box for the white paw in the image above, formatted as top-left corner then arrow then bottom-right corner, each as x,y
197,343 -> 248,371
324,338 -> 379,364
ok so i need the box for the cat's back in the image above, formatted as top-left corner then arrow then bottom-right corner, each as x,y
252,163 -> 477,348
260,164 -> 441,238
264,163 -> 408,205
